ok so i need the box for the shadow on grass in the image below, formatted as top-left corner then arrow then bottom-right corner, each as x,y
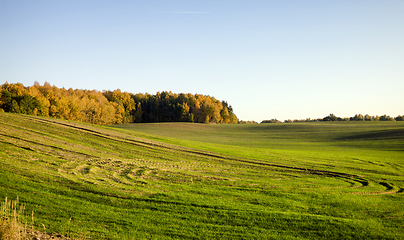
337,129 -> 404,141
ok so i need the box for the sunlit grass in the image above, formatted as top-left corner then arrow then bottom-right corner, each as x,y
1,113 -> 403,239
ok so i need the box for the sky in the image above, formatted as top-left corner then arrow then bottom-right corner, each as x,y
1,0 -> 403,122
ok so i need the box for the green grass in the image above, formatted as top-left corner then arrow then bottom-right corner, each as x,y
1,113 -> 403,239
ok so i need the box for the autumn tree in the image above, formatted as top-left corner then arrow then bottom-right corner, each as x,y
0,82 -> 239,125
103,89 -> 136,123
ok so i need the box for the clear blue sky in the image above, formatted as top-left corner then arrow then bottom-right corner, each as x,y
1,0 -> 403,121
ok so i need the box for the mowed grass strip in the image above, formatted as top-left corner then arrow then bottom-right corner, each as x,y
0,112 -> 403,239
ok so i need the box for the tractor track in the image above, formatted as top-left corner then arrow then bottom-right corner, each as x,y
0,132 -> 95,158
19,116 -> 401,195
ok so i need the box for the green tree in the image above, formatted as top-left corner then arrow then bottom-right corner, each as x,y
323,114 -> 337,121
0,82 -> 239,125
395,115 -> 404,121
134,102 -> 143,123
180,103 -> 191,122
372,115 -> 380,121
364,114 -> 372,121
10,100 -> 20,113
379,115 -> 395,121
351,114 -> 364,121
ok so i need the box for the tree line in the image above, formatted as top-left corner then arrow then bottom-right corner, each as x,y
0,82 -> 238,125
261,113 -> 403,124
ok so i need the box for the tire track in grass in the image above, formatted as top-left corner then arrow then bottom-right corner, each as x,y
23,116 -> 402,195
0,133 -> 96,158
0,139 -> 35,152
352,182 -> 400,195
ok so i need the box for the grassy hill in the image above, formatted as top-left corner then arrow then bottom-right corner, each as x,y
1,113 -> 403,239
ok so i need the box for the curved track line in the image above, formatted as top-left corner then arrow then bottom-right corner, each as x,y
22,116 -> 401,194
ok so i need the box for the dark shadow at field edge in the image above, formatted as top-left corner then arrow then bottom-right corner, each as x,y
337,129 -> 404,141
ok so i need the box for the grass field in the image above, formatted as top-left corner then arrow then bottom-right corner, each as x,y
1,112 -> 403,239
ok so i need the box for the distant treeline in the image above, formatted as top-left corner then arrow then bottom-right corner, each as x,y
0,82 -> 238,125
262,113 -> 403,124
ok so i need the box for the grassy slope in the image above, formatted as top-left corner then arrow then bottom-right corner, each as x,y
1,113 -> 403,239
114,122 -> 404,180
